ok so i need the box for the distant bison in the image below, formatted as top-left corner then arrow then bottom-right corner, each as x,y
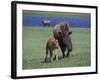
45,36 -> 59,62
53,22 -> 72,58
42,20 -> 51,27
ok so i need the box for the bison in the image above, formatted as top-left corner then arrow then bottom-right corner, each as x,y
53,22 -> 72,58
45,36 -> 59,62
42,20 -> 51,27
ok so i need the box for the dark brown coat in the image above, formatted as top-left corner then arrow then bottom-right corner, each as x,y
53,22 -> 72,57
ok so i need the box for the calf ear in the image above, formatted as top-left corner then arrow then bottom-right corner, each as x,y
69,31 -> 72,35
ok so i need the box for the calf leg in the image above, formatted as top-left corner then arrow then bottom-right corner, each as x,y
45,47 -> 49,62
50,50 -> 53,62
54,49 -> 58,61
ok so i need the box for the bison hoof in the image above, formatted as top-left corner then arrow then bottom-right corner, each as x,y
66,55 -> 70,57
62,56 -> 66,58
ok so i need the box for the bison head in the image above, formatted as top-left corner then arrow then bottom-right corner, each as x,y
53,22 -> 72,52
64,31 -> 72,51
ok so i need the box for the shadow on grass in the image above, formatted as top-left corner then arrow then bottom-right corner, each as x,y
41,56 -> 69,63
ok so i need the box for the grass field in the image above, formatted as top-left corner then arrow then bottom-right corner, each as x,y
23,10 -> 90,18
22,27 -> 91,69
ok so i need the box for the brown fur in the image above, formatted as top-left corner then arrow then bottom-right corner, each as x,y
45,36 -> 59,62
53,22 -> 72,57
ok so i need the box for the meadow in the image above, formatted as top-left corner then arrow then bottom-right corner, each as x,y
22,27 -> 91,69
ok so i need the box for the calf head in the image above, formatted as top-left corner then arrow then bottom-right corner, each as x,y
51,39 -> 59,49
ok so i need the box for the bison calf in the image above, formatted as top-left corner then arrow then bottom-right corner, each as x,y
45,36 -> 59,62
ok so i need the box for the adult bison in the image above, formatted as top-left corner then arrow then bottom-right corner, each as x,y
42,20 -> 51,27
53,22 -> 72,58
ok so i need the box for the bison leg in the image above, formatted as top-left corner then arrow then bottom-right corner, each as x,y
66,50 -> 70,57
58,42 -> 66,58
61,47 -> 66,58
66,48 -> 72,57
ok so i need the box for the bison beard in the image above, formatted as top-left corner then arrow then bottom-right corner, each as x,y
53,22 -> 72,58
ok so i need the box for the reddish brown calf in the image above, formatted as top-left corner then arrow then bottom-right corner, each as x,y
45,36 -> 59,62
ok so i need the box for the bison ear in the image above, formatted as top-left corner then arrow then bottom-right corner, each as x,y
69,31 -> 72,35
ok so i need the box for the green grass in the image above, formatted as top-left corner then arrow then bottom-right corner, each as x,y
22,27 -> 91,69
23,10 -> 90,18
